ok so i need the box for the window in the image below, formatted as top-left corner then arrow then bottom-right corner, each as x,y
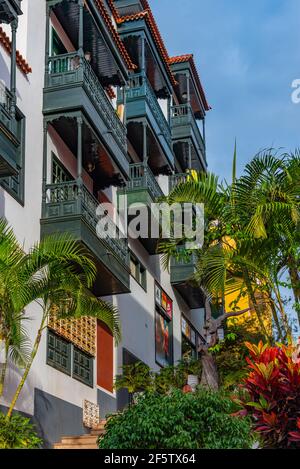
47,330 -> 94,387
51,27 -> 67,56
47,330 -> 71,375
0,109 -> 25,204
51,155 -> 72,183
129,251 -> 147,290
73,347 -> 94,387
155,283 -> 173,367
181,315 -> 202,360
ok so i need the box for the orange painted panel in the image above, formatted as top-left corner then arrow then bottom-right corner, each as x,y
97,321 -> 114,393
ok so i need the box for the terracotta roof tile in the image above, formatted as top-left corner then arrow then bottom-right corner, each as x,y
169,54 -> 211,111
0,26 -> 32,75
105,85 -> 116,99
94,0 -> 136,71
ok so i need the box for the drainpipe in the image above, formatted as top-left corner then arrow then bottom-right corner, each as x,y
10,19 -> 18,120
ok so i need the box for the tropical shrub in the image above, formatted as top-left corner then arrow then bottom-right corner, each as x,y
99,388 -> 254,449
210,324 -> 265,389
114,359 -> 202,397
238,341 -> 300,448
0,412 -> 42,448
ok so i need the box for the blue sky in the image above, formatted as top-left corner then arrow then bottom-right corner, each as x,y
151,0 -> 300,181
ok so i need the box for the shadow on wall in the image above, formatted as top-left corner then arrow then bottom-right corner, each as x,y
0,52 -> 22,99
0,189 -> 6,218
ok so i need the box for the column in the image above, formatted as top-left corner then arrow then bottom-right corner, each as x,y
10,19 -> 18,118
78,0 -> 84,55
142,121 -> 147,167
42,120 -> 48,212
45,4 -> 51,83
186,72 -> 190,105
141,35 -> 146,76
77,116 -> 83,184
167,95 -> 171,126
188,141 -> 192,170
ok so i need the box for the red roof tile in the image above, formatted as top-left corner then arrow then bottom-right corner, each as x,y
169,54 -> 211,111
94,0 -> 136,71
0,26 -> 32,75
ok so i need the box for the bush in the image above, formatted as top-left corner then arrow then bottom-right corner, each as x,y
99,388 -> 254,449
114,359 -> 202,397
238,341 -> 300,449
0,412 -> 42,449
210,324 -> 265,390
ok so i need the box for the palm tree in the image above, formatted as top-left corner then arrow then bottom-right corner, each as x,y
233,151 -> 300,325
0,220 -> 31,396
0,220 -> 120,419
158,150 -> 299,386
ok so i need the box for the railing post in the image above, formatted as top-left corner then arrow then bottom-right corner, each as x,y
10,18 -> 18,120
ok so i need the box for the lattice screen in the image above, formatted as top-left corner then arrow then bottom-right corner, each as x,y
83,399 -> 100,429
48,306 -> 97,357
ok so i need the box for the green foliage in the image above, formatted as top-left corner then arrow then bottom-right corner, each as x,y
0,412 -> 42,448
114,362 -> 153,394
99,388 -> 254,449
0,221 -> 121,416
211,324 -> 265,390
114,359 -> 202,396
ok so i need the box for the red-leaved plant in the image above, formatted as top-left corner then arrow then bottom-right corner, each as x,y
236,341 -> 300,449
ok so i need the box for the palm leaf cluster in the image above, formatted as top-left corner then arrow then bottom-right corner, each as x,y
158,150 -> 300,342
0,220 -> 121,417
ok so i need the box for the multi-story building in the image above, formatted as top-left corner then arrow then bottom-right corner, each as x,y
0,0 -> 210,447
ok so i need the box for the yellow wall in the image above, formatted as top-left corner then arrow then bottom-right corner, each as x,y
225,288 -> 273,335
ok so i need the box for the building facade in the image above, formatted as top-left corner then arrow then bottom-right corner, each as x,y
0,0 -> 210,447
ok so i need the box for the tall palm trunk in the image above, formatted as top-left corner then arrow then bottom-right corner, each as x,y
0,338 -> 7,397
243,268 -> 272,343
273,282 -> 292,343
200,349 -> 219,390
0,359 -> 7,397
6,314 -> 46,420
288,259 -> 300,326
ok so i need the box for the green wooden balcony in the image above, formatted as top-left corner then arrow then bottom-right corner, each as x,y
0,86 -> 20,177
124,163 -> 163,205
171,251 -> 204,309
169,172 -> 188,193
0,0 -> 22,23
119,163 -> 163,255
43,52 -> 128,177
41,181 -> 130,296
171,104 -> 207,171
125,73 -> 174,169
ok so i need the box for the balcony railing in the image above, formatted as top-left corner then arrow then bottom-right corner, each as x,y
126,73 -> 172,148
127,163 -> 163,201
44,181 -> 129,266
169,173 -> 188,192
46,52 -> 127,151
171,104 -> 206,157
